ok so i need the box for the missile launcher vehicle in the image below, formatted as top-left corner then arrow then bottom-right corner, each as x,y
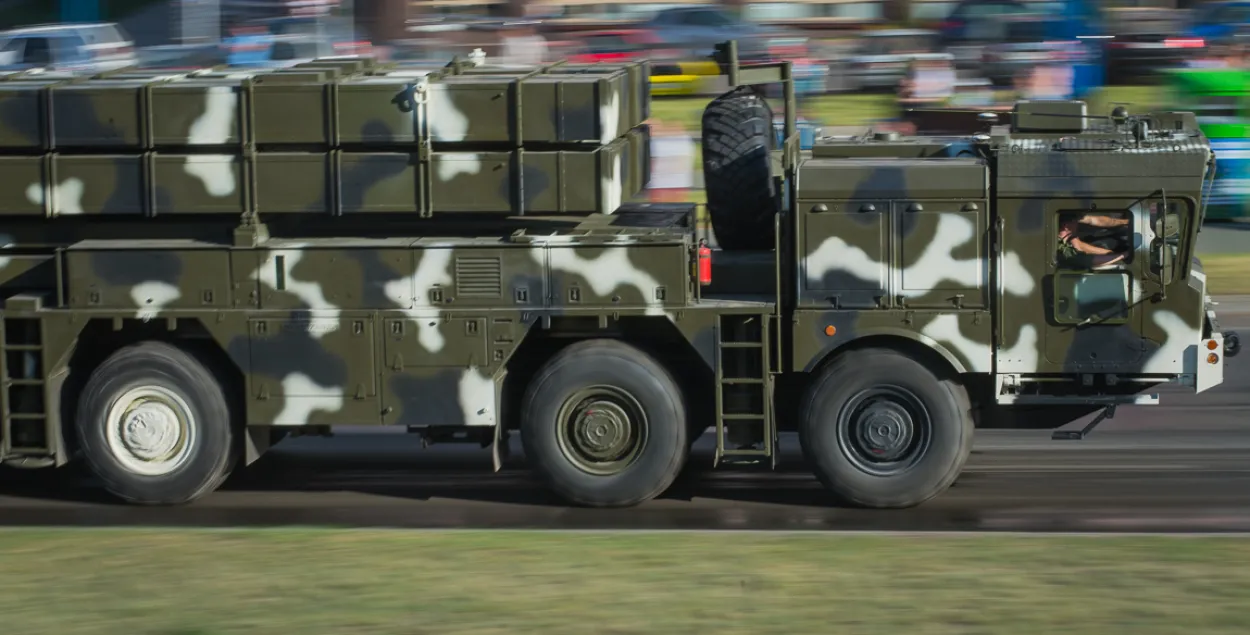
0,44 -> 1237,509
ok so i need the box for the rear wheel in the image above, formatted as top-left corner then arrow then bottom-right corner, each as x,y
520,339 -> 688,507
798,348 -> 973,508
701,87 -> 778,251
75,341 -> 237,505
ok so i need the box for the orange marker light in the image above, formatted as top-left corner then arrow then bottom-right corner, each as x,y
825,325 -> 837,336
1208,353 -> 1220,364
1207,339 -> 1219,350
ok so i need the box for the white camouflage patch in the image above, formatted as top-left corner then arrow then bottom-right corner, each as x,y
457,367 -> 496,426
131,281 -> 182,322
271,372 -> 346,426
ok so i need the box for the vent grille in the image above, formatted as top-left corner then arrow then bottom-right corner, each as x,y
455,256 -> 502,298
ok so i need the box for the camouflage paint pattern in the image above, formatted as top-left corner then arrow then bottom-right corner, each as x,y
0,58 -> 652,218
54,210 -> 698,430
790,112 -> 1222,394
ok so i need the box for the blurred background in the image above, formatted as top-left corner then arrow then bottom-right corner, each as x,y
9,0 -> 1250,223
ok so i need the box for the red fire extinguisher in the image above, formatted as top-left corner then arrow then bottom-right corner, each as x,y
697,239 -> 712,286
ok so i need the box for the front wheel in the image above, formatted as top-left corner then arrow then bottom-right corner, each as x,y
74,341 -> 237,505
798,348 -> 973,509
520,339 -> 688,507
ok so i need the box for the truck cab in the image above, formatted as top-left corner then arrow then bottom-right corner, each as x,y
698,42 -> 1236,505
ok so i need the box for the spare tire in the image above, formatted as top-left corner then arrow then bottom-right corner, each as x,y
701,87 -> 779,251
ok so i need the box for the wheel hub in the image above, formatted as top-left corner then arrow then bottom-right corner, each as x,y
857,402 -> 914,461
104,385 -> 196,477
835,386 -> 932,477
572,400 -> 632,461
120,399 -> 184,462
556,386 -> 648,476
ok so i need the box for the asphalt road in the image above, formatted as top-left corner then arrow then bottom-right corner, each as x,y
0,316 -> 1247,533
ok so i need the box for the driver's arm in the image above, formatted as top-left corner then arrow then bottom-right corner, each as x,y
1075,214 -> 1129,228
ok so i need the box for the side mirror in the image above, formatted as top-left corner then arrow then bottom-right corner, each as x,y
1154,212 -> 1179,239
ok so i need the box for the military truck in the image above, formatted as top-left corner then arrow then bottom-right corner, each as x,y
0,43 -> 1237,509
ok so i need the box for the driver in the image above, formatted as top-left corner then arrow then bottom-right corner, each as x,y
1058,214 -> 1131,269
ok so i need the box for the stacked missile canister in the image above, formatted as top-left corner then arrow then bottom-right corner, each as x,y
0,54 -> 652,218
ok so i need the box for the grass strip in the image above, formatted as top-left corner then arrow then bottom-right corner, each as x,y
0,529 -> 1248,634
1199,253 -> 1250,296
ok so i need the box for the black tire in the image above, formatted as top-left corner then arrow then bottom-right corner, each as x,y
798,348 -> 973,509
701,87 -> 778,251
74,341 -> 237,505
520,339 -> 688,507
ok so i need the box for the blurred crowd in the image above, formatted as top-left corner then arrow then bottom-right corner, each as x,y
5,0 -> 1250,215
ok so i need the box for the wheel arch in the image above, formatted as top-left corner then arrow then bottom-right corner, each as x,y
500,315 -> 714,435
807,329 -> 970,380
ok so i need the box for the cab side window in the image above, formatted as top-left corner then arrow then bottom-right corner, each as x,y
1052,209 -> 1134,325
1055,210 -> 1133,271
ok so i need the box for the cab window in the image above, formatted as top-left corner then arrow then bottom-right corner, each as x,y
1053,271 -> 1132,324
1055,209 -> 1133,271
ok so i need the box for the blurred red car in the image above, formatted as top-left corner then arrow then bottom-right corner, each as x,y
567,30 -> 681,64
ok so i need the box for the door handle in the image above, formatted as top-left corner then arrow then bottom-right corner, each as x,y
859,203 -> 876,213
907,203 -> 924,213
811,203 -> 829,213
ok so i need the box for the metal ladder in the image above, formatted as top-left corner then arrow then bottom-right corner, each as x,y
0,307 -> 49,460
713,313 -> 777,467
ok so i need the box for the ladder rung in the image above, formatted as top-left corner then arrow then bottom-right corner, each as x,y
6,450 -> 51,458
721,448 -> 771,456
3,345 -> 41,352
6,379 -> 43,386
718,342 -> 762,348
721,378 -> 764,385
722,414 -> 765,420
7,414 -> 45,421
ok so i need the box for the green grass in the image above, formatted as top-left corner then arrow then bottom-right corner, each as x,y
1200,254 -> 1250,295
1,529 -> 1248,634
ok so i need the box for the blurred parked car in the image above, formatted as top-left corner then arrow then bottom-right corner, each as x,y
842,29 -> 944,92
639,5 -> 776,61
936,0 -> 1046,67
980,16 -> 1063,86
1187,1 -> 1250,46
0,22 -> 136,73
980,16 -> 1104,95
936,0 -> 1104,68
566,29 -> 681,64
1103,8 -> 1205,84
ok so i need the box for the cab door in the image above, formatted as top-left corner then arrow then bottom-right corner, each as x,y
1039,198 -> 1147,371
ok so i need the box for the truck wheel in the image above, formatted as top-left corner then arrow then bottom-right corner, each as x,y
798,348 -> 973,509
74,341 -> 236,505
701,86 -> 778,251
520,339 -> 688,507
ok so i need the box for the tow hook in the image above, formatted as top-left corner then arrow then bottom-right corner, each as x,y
1224,331 -> 1241,358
